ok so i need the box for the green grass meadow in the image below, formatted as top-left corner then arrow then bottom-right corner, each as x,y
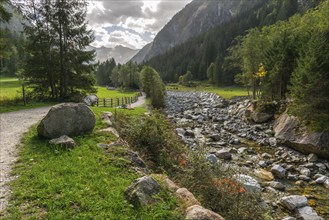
0,77 -> 139,113
1,107 -> 183,219
0,76 -> 23,101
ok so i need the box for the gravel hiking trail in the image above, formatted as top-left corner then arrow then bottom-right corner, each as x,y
0,106 -> 51,213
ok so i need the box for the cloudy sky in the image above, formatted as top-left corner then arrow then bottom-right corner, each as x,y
87,0 -> 192,49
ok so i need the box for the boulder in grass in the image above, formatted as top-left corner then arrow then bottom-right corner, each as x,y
125,176 -> 160,207
186,205 -> 225,220
83,94 -> 98,106
37,103 -> 95,139
49,135 -> 76,148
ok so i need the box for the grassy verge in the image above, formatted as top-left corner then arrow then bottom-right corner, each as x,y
166,83 -> 248,99
1,107 -> 183,219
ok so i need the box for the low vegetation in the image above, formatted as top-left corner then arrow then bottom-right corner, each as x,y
115,111 -> 269,220
2,107 -> 183,219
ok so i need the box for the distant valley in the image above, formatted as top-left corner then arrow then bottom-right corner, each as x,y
87,45 -> 139,64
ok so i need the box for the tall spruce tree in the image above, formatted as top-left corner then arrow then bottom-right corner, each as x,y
23,0 -> 95,100
290,30 -> 329,131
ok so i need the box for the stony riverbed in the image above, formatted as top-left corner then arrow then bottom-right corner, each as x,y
165,91 -> 329,220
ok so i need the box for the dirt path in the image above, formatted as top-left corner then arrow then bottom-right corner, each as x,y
130,93 -> 146,108
0,106 -> 51,213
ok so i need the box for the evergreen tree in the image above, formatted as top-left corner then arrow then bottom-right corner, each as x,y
290,30 -> 329,131
95,58 -> 116,86
23,0 -> 96,100
207,63 -> 215,84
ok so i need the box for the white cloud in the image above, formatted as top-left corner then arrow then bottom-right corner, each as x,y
87,0 -> 192,49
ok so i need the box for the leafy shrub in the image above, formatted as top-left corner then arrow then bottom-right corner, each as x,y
140,66 -> 166,108
177,151 -> 267,220
115,111 -> 185,172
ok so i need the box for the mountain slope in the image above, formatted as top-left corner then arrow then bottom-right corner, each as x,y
131,0 -> 260,63
89,45 -> 139,64
146,0 -> 318,83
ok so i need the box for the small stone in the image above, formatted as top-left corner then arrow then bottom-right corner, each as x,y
206,154 -> 218,164
262,153 -> 272,159
238,147 -> 247,154
287,173 -> 298,181
279,195 -> 308,211
176,128 -> 186,136
300,168 -> 311,177
315,176 -> 328,184
233,174 -> 261,193
185,205 -> 225,220
215,150 -> 232,160
268,137 -> 277,147
271,165 -> 286,179
175,188 -> 201,207
258,160 -> 268,168
210,134 -> 221,142
268,181 -> 285,190
232,138 -> 240,145
254,169 -> 274,181
299,175 -> 311,181
307,153 -> 318,163
296,206 -> 324,220
49,135 -> 76,148
125,176 -> 160,207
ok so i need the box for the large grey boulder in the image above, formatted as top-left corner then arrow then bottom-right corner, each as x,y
279,195 -> 308,211
185,205 -> 225,220
274,113 -> 329,159
125,176 -> 160,207
37,103 -> 96,139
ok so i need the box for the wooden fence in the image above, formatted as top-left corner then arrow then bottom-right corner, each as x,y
96,92 -> 142,107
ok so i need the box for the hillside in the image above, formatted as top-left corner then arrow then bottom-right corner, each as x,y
131,0 -> 260,63
146,0 -> 319,83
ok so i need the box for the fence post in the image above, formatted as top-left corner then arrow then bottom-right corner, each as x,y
103,98 -> 106,107
117,98 -> 119,106
96,99 -> 99,107
22,84 -> 26,106
110,98 -> 113,108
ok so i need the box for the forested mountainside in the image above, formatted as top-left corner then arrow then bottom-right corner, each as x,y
146,0 -> 321,83
131,0 -> 261,63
